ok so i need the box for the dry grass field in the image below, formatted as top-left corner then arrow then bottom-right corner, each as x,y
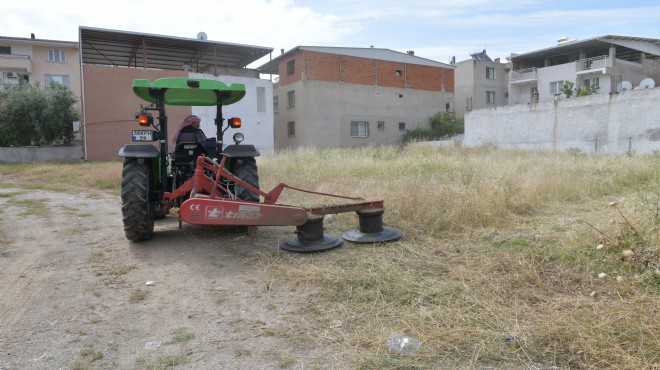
1,145 -> 658,369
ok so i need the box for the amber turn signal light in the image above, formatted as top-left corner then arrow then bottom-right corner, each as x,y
228,117 -> 241,128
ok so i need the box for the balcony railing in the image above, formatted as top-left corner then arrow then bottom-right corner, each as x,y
0,53 -> 32,72
0,53 -> 30,60
576,55 -> 609,73
510,67 -> 537,83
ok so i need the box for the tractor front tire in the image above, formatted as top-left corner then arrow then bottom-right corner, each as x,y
121,158 -> 154,241
233,157 -> 260,202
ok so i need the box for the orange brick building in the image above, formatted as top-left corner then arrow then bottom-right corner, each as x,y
259,46 -> 455,150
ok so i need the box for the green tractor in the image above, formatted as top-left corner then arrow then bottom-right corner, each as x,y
118,77 -> 260,241
119,77 -> 401,251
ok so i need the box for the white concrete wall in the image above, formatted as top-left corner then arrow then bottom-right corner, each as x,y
273,79 -> 454,150
303,80 -> 452,147
190,73 -> 274,155
0,144 -> 83,163
536,63 -> 576,102
464,87 -> 660,154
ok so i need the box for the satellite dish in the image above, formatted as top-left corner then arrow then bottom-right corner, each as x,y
617,80 -> 633,92
197,32 -> 208,40
639,77 -> 655,89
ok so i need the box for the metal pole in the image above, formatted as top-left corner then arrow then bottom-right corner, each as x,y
78,28 -> 87,160
215,103 -> 223,162
156,95 -> 168,196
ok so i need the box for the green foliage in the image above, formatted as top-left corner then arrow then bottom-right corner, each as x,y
559,80 -> 600,98
561,81 -> 575,98
576,82 -> 600,97
566,147 -> 585,157
0,80 -> 79,146
402,112 -> 464,144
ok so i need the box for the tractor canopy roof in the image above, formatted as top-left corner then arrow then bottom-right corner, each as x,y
133,78 -> 246,106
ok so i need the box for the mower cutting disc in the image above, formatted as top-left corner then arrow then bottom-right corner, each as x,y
280,214 -> 343,252
342,227 -> 402,243
342,207 -> 402,243
280,235 -> 343,252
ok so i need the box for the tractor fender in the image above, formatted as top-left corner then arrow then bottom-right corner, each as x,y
118,144 -> 160,158
223,144 -> 260,158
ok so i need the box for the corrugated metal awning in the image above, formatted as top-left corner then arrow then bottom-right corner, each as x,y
79,27 -> 272,72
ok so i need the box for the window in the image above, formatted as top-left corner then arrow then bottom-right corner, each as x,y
273,95 -> 278,113
351,121 -> 369,138
286,59 -> 295,76
287,121 -> 295,136
486,67 -> 496,80
287,90 -> 295,108
398,122 -> 406,131
395,69 -> 402,77
256,86 -> 266,112
45,74 -> 70,88
0,46 -> 10,54
486,91 -> 495,104
582,77 -> 599,89
48,49 -> 66,62
377,121 -> 385,130
550,81 -> 564,95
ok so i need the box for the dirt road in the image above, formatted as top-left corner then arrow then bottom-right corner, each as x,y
0,186 -> 341,369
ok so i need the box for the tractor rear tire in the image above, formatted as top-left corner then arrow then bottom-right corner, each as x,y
121,158 -> 154,241
233,157 -> 260,202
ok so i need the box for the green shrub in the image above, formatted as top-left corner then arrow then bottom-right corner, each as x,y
402,111 -> 463,144
0,81 -> 79,146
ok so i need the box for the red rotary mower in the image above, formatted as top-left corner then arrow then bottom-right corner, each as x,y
118,77 -> 401,251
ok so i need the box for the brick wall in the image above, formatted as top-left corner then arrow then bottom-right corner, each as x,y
277,53 -> 304,86
279,50 -> 454,93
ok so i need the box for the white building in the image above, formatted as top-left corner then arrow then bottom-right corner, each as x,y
508,35 -> 660,105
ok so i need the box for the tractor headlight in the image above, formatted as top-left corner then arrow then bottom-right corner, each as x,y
233,132 -> 244,144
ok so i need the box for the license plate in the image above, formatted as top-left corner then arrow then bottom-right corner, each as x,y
132,130 -> 154,141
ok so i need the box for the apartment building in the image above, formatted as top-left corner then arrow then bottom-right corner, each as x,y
0,34 -> 80,102
453,50 -> 509,117
258,46 -> 455,150
508,35 -> 660,105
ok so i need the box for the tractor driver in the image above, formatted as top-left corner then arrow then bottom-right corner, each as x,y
171,115 -> 208,150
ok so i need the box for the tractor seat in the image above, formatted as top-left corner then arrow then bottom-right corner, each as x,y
173,134 -> 218,164
173,133 -> 204,165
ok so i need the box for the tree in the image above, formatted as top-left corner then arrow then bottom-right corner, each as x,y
0,81 -> 79,146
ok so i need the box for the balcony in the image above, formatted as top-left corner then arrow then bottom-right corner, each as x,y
0,54 -> 32,73
510,67 -> 537,84
575,55 -> 611,76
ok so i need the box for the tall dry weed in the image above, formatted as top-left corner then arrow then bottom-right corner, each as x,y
2,146 -> 658,368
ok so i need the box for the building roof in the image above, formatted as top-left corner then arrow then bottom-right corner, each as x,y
510,35 -> 660,64
79,27 -> 273,71
0,35 -> 78,48
258,46 -> 453,74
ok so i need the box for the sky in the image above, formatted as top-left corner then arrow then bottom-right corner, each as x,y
3,0 -> 660,67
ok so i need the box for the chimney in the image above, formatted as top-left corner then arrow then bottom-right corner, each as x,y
451,56 -> 455,64
494,58 -> 500,63
407,50 -> 415,56
281,48 -> 284,55
31,33 -> 35,39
